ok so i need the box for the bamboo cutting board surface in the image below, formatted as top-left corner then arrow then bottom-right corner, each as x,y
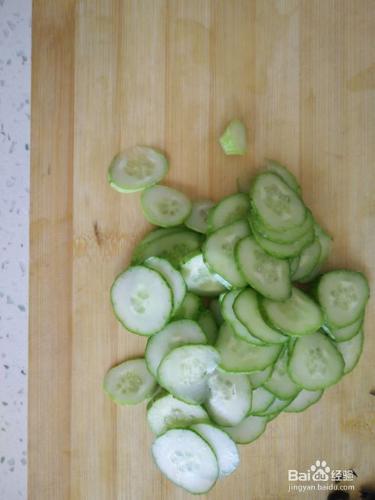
29,1 -> 375,499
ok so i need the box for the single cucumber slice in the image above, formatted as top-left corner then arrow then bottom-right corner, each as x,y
147,392 -> 209,435
111,266 -> 172,336
207,193 -> 249,232
198,310 -> 219,345
131,227 -> 183,263
222,290 -> 265,345
284,389 -> 323,413
204,220 -> 250,287
259,396 -> 293,415
299,224 -> 333,283
141,185 -> 192,227
180,252 -> 228,297
289,256 -> 300,275
215,323 -> 282,373
145,257 -> 186,315
291,238 -> 321,282
261,287 -> 323,336
288,331 -> 344,390
328,315 -> 364,342
250,210 -> 314,244
335,329 -> 364,375
152,429 -> 219,494
103,358 -> 157,405
234,289 -> 287,344
249,387 -> 275,415
108,146 -> 168,193
158,345 -> 220,404
132,229 -> 203,268
185,199 -> 215,234
192,423 -> 240,477
210,298 -> 224,326
145,320 -> 206,378
174,292 -> 203,320
263,348 -> 301,400
252,226 -> 315,259
248,365 -> 274,389
317,270 -> 369,328
219,119 -> 247,155
236,236 -> 291,301
264,159 -> 301,194
206,370 -> 252,426
250,172 -> 306,230
222,416 -> 267,445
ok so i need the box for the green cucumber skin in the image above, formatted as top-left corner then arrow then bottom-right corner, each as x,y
250,210 -> 313,244
324,316 -> 364,343
251,225 -> 315,259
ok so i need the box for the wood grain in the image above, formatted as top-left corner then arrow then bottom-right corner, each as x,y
30,1 -> 375,499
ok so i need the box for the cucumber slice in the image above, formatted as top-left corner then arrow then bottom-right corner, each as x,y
207,193 -> 249,232
180,252 -> 228,297
289,256 -> 300,275
145,320 -> 206,378
215,323 -> 282,373
145,257 -> 186,315
222,290 -> 265,345
198,310 -> 219,345
204,220 -> 250,287
185,199 -> 215,234
108,146 -> 168,193
147,392 -> 209,435
206,370 -> 252,426
284,389 -> 323,413
250,172 -> 306,230
248,365 -> 274,389
249,387 -> 275,415
252,226 -> 315,259
236,236 -> 291,301
192,423 -> 240,477
219,119 -> 247,155
288,331 -> 344,390
335,329 -> 364,375
317,270 -> 369,328
234,289 -> 287,345
263,348 -> 301,400
174,292 -> 203,320
222,416 -> 267,445
299,224 -> 333,283
141,185 -> 192,227
328,315 -> 363,342
111,266 -> 172,336
103,358 -> 157,405
258,396 -> 293,416
152,429 -> 219,494
132,229 -> 203,268
250,210 -> 314,244
291,238 -> 321,282
158,345 -> 220,404
261,287 -> 324,336
210,298 -> 224,326
264,159 -> 301,194
266,412 -> 281,422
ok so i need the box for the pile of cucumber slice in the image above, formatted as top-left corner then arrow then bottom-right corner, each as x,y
105,144 -> 369,494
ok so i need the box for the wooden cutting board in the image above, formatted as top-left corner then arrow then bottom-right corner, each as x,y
29,1 -> 375,499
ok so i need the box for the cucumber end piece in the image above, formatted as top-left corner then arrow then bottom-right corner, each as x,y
219,120 -> 247,156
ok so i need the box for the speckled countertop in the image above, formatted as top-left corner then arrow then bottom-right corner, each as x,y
0,0 -> 31,498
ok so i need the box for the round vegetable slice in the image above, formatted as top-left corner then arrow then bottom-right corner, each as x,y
284,389 -> 323,413
180,252 -> 228,297
152,429 -> 219,494
324,314 -> 363,342
264,159 -> 301,194
263,348 -> 301,400
141,185 -> 192,227
222,416 -> 267,445
299,223 -> 333,283
291,238 -> 321,282
207,193 -> 249,232
252,225 -> 315,259
261,287 -> 324,337
103,358 -> 157,405
174,292 -> 203,320
111,266 -> 172,335
147,392 -> 209,435
198,310 -> 219,345
108,146 -> 168,193
249,387 -> 275,415
145,320 -> 206,378
192,423 -> 240,477
250,209 -> 314,244
248,365 -> 274,389
219,119 -> 247,155
185,199 -> 215,233
288,331 -> 344,390
335,329 -> 364,374
206,370 -> 252,426
317,270 -> 369,328
158,345 -> 220,404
